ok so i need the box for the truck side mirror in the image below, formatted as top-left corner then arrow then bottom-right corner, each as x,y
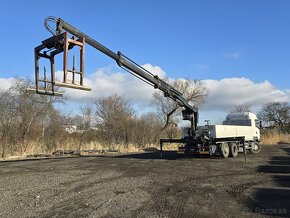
255,120 -> 262,129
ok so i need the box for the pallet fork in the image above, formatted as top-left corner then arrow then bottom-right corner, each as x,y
27,31 -> 91,96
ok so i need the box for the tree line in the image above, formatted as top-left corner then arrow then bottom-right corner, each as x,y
0,78 -> 289,158
0,78 -> 208,157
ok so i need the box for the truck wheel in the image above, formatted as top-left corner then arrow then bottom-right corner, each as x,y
250,143 -> 261,154
229,142 -> 238,158
220,143 -> 229,158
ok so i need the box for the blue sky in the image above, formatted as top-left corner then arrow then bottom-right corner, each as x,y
0,0 -> 290,123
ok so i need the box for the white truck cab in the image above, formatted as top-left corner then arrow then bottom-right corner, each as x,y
221,112 -> 260,141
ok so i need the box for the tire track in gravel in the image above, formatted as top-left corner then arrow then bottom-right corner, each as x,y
168,171 -> 260,218
132,171 -> 257,218
226,179 -> 271,205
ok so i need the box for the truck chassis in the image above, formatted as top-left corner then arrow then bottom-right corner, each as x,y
160,136 -> 261,158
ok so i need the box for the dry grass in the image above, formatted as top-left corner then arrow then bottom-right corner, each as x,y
261,132 -> 290,145
4,132 -> 289,161
79,142 -> 141,153
1,139 -> 183,160
1,140 -> 160,160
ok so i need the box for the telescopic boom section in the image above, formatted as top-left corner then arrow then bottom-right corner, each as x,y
54,17 -> 198,132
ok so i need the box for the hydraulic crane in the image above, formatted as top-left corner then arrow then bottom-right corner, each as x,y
33,17 -> 262,159
32,16 -> 199,157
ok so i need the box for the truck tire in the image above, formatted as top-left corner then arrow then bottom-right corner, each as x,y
250,143 -> 261,154
220,143 -> 229,158
229,142 -> 238,158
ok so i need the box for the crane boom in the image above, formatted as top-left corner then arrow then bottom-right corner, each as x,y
34,16 -> 198,138
56,18 -> 197,108
50,17 -> 199,134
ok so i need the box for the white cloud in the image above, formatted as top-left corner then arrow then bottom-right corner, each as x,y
0,78 -> 13,92
1,67 -> 289,118
202,77 -> 290,112
224,52 -> 241,59
141,64 -> 166,78
55,68 -> 290,114
60,64 -> 166,109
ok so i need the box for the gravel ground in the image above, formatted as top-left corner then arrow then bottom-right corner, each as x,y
0,144 -> 290,218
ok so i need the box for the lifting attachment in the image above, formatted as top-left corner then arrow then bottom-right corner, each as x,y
28,30 -> 91,96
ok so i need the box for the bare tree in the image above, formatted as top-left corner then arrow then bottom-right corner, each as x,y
72,104 -> 94,131
10,78 -> 58,154
73,104 -> 96,150
133,112 -> 163,146
42,109 -> 73,152
231,104 -> 252,113
72,115 -> 84,130
152,79 -> 208,137
258,102 -> 290,133
0,78 -> 64,156
94,94 -> 135,146
81,104 -> 94,130
0,91 -> 18,157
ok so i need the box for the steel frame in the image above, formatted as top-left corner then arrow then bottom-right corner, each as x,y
32,31 -> 91,96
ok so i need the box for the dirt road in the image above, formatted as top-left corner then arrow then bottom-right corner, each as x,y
0,144 -> 289,217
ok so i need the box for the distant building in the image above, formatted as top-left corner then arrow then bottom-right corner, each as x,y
64,125 -> 77,133
63,124 -> 98,133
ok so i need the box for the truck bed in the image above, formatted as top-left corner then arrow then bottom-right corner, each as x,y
198,125 -> 258,141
